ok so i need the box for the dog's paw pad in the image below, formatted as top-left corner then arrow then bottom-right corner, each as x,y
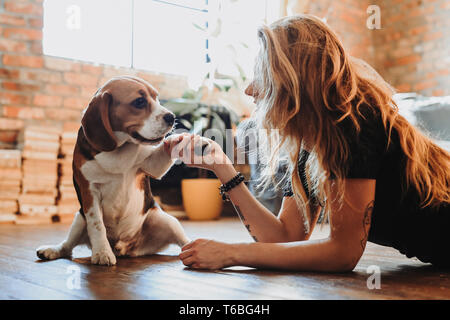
36,245 -> 65,260
91,248 -> 117,266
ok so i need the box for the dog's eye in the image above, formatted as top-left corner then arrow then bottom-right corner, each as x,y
132,97 -> 147,109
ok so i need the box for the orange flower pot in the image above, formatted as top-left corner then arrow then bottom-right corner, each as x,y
181,178 -> 223,221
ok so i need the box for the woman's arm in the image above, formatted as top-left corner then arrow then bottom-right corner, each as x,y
180,178 -> 376,272
165,133 -> 316,243
213,163 -> 320,242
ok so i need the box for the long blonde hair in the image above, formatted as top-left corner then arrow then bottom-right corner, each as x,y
250,15 -> 450,232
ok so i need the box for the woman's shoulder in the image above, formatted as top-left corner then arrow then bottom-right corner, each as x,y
337,104 -> 388,145
338,103 -> 395,179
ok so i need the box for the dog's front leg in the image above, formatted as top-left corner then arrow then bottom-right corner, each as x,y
85,190 -> 116,266
141,142 -> 175,179
37,211 -> 87,260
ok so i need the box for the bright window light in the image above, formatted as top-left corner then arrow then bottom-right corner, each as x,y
43,0 -> 277,78
43,0 -> 132,67
210,0 -> 268,78
132,0 -> 207,76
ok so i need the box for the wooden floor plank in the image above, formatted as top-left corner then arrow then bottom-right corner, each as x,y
0,273 -> 77,300
0,218 -> 448,299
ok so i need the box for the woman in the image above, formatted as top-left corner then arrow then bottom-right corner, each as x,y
165,15 -> 450,271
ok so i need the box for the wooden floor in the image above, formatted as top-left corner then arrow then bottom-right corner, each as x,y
0,217 -> 448,300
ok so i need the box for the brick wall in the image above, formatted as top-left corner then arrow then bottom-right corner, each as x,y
372,0 -> 450,96
0,0 -> 187,142
304,0 -> 450,96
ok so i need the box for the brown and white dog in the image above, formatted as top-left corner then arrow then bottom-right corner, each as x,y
36,76 -> 189,265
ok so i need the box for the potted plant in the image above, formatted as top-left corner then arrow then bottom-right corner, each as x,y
164,98 -> 238,220
159,2 -> 254,220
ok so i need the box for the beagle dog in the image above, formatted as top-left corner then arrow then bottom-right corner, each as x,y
36,76 -> 189,265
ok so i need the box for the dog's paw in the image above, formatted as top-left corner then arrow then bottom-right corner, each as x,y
91,247 -> 117,266
113,240 -> 128,257
36,245 -> 68,260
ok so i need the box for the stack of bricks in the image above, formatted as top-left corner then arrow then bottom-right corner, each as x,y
17,126 -> 60,224
56,122 -> 79,223
0,150 -> 21,223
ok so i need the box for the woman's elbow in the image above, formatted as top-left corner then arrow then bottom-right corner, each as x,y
325,242 -> 363,272
331,259 -> 359,273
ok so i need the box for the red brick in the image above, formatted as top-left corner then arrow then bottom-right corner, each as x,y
0,117 -> 24,130
102,68 -> 136,79
2,81 -> 40,92
0,38 -> 27,53
33,94 -> 62,108
44,57 -> 81,72
388,13 -> 404,24
21,70 -> 62,83
414,80 -> 436,91
339,11 -> 358,25
136,72 -> 167,85
45,108 -> 82,121
391,32 -> 403,41
0,92 -> 31,105
29,40 -> 43,55
3,54 -> 44,68
0,130 -> 19,143
3,27 -> 42,41
425,71 -> 436,80
45,84 -> 79,96
98,77 -> 113,86
396,83 -> 412,92
63,97 -> 89,110
432,89 -> 444,96
409,6 -> 435,18
4,1 -> 43,16
441,1 -> 450,9
390,46 -> 412,59
424,31 -> 442,41
80,86 -> 99,98
3,105 -> 45,120
0,68 -> 20,79
409,25 -> 430,36
0,13 -> 26,26
28,17 -> 43,28
64,72 -> 98,86
81,64 -> 103,76
63,121 -> 80,131
383,59 -> 395,68
395,54 -> 421,66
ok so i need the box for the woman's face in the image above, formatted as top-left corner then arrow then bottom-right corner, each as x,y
244,81 -> 260,104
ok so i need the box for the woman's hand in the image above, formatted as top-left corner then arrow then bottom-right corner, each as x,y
179,239 -> 235,270
163,133 -> 231,172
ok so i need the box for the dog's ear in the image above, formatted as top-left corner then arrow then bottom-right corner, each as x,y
81,91 -> 117,152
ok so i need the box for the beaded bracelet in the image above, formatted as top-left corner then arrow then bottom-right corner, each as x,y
219,172 -> 245,202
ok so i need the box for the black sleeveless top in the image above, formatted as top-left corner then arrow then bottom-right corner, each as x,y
283,107 -> 450,267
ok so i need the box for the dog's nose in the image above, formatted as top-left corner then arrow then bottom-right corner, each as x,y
163,113 -> 175,125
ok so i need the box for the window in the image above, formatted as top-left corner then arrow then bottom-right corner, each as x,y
43,0 -> 133,67
132,0 -> 208,76
43,0 -> 277,77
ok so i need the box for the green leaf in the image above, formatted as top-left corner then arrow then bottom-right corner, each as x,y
192,23 -> 206,32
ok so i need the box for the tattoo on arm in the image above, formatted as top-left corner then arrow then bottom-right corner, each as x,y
233,204 -> 258,242
360,200 -> 374,251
